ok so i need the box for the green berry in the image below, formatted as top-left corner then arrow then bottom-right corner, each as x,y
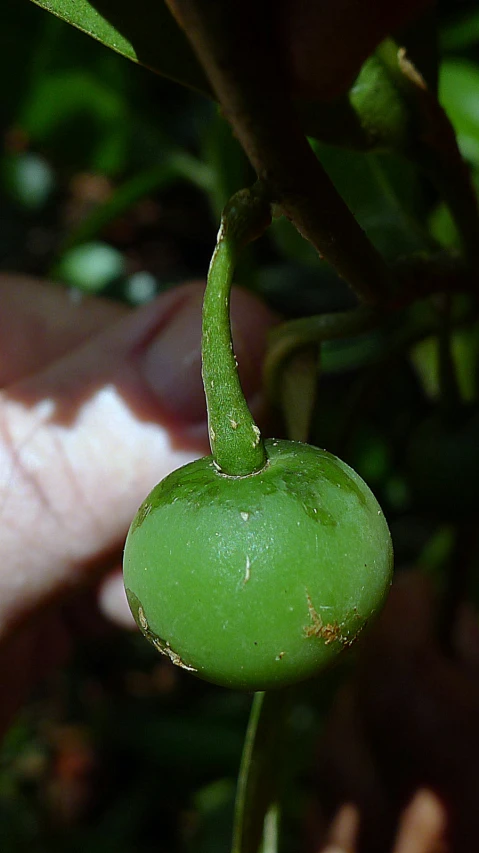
123,439 -> 393,691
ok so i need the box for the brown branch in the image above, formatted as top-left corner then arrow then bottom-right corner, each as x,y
164,0 -> 391,306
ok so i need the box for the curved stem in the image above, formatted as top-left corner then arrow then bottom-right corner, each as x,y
264,254 -> 478,404
203,184 -> 271,476
265,306 -> 378,401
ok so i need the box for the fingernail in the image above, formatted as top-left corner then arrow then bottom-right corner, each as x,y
141,284 -> 276,426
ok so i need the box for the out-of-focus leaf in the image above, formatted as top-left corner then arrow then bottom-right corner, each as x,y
350,425 -> 392,485
383,474 -> 410,512
299,54 -> 411,153
200,106 -> 252,219
280,347 -> 319,443
55,241 -> 125,291
310,141 -> 431,259
440,9 -> 479,52
189,779 -> 236,853
30,0 -> 210,95
429,201 -> 461,251
3,153 -> 55,210
20,70 -> 129,174
417,526 -> 455,576
410,325 -> 477,403
60,153 -> 213,253
439,60 -> 479,166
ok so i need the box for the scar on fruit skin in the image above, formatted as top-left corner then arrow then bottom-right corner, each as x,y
137,605 -> 197,672
304,592 -> 359,648
130,499 -> 153,532
243,554 -> 251,583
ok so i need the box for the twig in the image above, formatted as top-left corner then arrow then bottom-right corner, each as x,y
164,0 -> 391,306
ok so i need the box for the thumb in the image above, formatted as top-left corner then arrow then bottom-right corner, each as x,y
0,282 -> 276,640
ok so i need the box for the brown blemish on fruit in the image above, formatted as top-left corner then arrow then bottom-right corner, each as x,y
137,605 -> 197,671
150,633 -> 197,671
127,590 -> 197,672
304,593 -> 346,646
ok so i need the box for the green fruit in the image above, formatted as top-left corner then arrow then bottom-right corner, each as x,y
123,439 -> 393,691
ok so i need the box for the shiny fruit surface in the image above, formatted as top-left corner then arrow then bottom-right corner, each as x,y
123,439 -> 393,691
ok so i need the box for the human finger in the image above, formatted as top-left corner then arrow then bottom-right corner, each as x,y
323,802 -> 360,853
392,789 -> 447,853
0,281 -> 276,642
0,274 -> 127,386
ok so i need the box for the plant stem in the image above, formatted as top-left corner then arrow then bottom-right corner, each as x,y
265,306 -> 378,400
265,254 -> 478,401
203,184 -> 271,476
232,690 -> 289,853
164,0 -> 391,306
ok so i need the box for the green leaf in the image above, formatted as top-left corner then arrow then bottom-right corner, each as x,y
410,325 -> 478,404
310,142 -> 431,259
280,347 -> 319,443
439,59 -> 479,167
440,9 -> 479,53
200,106 -> 252,219
30,0 -> 211,95
20,69 -> 129,174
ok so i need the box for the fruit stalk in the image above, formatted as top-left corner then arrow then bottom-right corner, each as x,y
202,183 -> 272,476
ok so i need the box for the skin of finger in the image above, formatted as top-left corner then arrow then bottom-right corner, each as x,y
0,274 -> 127,386
0,284 -> 206,640
278,0 -> 434,100
326,802 -> 360,853
0,282 -> 276,644
392,789 -> 447,853
354,574 -> 479,849
307,683 -> 395,853
309,572 -> 479,851
356,572 -> 479,783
